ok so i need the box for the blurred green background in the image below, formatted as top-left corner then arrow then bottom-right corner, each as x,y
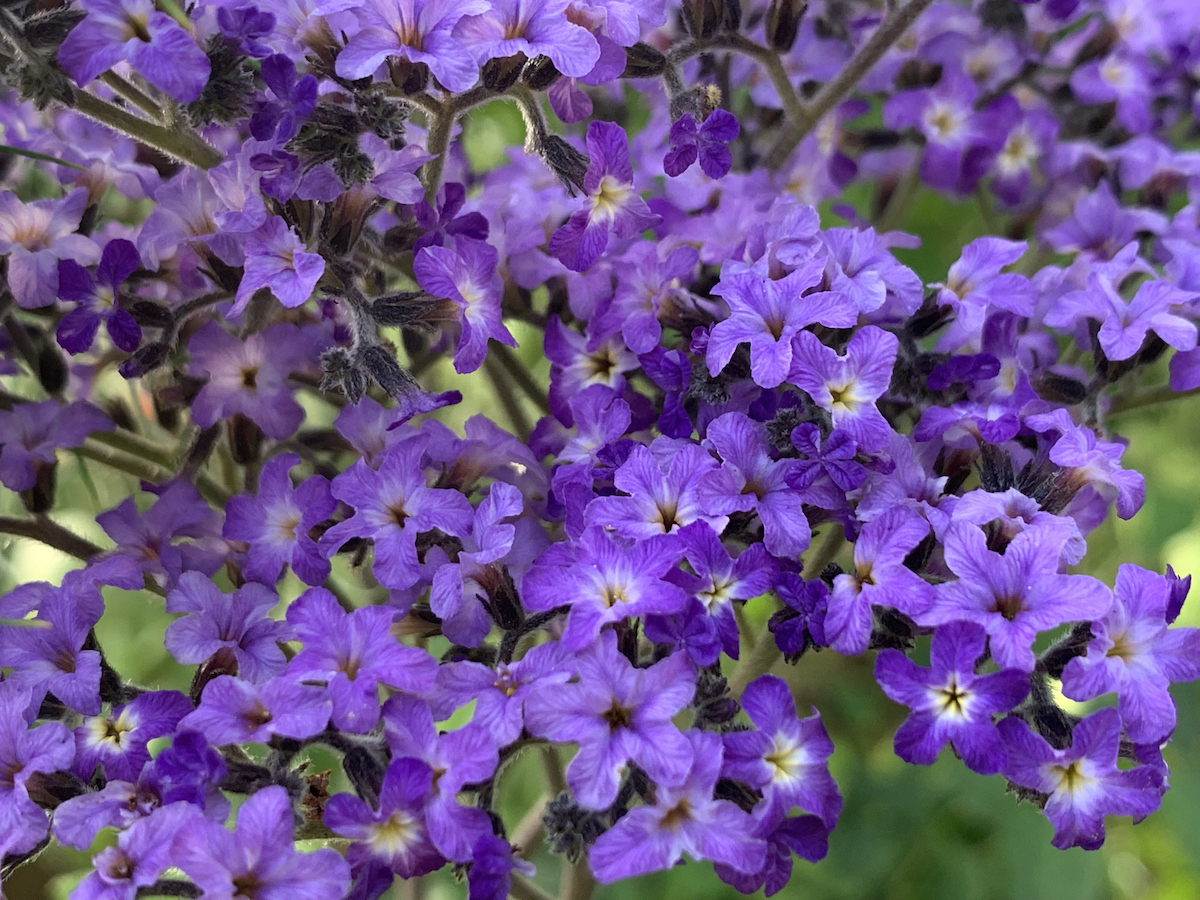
6,99 -> 1200,900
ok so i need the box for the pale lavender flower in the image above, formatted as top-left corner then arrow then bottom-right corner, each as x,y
454,0 -> 600,78
231,216 -> 326,314
0,189 -> 98,308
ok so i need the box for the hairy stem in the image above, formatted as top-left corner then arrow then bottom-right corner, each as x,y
511,874 -> 558,900
669,34 -> 806,130
98,72 -> 164,120
489,343 -> 550,415
0,515 -> 102,560
71,91 -> 222,169
766,0 -> 937,169
1107,383 -> 1200,415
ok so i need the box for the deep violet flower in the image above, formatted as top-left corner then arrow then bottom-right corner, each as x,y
524,632 -> 696,809
72,803 -> 193,900
55,238 -> 142,355
57,0 -> 211,102
179,675 -> 331,744
587,729 -> 766,882
175,785 -> 351,897
874,622 -> 1029,774
73,690 -> 192,783
223,453 -> 335,586
1061,564 -> 1200,744
664,110 -> 740,179
0,683 -> 75,857
548,121 -> 660,272
0,399 -> 110,492
999,708 -> 1163,850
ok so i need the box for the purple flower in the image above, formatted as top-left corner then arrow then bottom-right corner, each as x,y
285,587 -> 437,733
325,758 -> 445,879
714,812 -> 829,897
73,690 -> 192,783
788,424 -> 866,510
164,571 -> 292,683
414,238 -> 516,374
216,4 -> 276,57
250,54 -> 318,141
55,238 -> 142,355
1045,275 -> 1197,362
331,0 -> 486,91
548,121 -> 661,272
414,182 -> 489,253
1071,52 -> 1153,135
590,242 -> 699,355
180,674 -> 331,744
521,526 -> 688,651
544,317 -> 638,425
1042,421 -> 1146,521
381,695 -> 499,862
874,622 -> 1029,774
72,803 -> 193,900
920,524 -> 1112,671
1061,565 -> 1200,744
999,708 -> 1163,850
454,0 -> 600,79
664,110 -> 740,179
821,226 -> 924,316
468,834 -> 535,900
0,399 -> 110,492
96,480 -> 224,591
188,321 -> 312,440
321,435 -> 474,590
224,453 -> 335,586
933,237 -> 1036,319
587,729 -> 766,882
176,784 -> 351,897
1042,182 -> 1166,258
0,189 -> 98,308
824,506 -> 935,656
586,442 -> 727,540
232,216 -> 326,314
0,684 -> 74,856
943,488 -> 1085,565
57,0 -> 211,102
788,326 -> 898,453
525,632 -> 695,809
721,675 -> 842,826
769,573 -> 828,659
708,259 -> 858,389
431,640 -> 572,745
697,412 -> 811,559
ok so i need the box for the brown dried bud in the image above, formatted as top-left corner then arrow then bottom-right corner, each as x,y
764,0 -> 807,52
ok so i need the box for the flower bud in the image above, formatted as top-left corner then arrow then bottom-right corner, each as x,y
482,53 -> 527,92
522,54 -> 561,90
765,0 -> 807,52
621,42 -> 666,78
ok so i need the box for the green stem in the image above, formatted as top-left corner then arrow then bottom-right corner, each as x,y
90,428 -> 176,468
76,439 -> 230,505
490,343 -> 550,415
765,0 -> 937,169
99,72 -> 164,120
1107,384 -> 1200,416
484,352 -> 533,440
71,91 -> 222,168
559,858 -> 597,900
511,874 -> 558,900
0,515 -> 102,561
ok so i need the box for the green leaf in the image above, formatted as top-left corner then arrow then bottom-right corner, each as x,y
0,144 -> 87,172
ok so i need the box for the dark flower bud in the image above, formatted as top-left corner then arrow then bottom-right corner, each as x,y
482,53 -> 527,92
1073,22 -> 1118,66
714,778 -> 763,813
978,0 -> 1027,37
680,0 -> 723,38
355,90 -> 408,142
522,54 -> 560,90
21,458 -> 55,514
868,607 -> 915,651
723,0 -> 742,32
904,294 -> 954,339
362,343 -> 419,398
540,134 -> 589,196
388,58 -> 429,94
369,292 -> 441,329
543,792 -> 609,862
185,35 -> 256,127
621,42 -> 666,78
119,342 -> 170,379
978,443 -> 1015,493
227,413 -> 263,464
1034,371 -> 1088,405
765,0 -> 807,51
129,300 -> 174,328
22,6 -> 87,49
894,59 -> 944,90
1036,622 -> 1093,679
36,338 -> 67,394
343,747 -> 385,809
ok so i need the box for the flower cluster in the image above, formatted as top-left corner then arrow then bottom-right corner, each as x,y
2,0 -> 1200,896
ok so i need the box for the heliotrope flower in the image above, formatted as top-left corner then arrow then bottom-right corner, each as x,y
524,632 -> 696,809
707,259 -> 858,390
188,321 -> 312,440
0,399 -> 110,492
414,238 -> 517,374
324,758 -> 445,879
920,524 -> 1112,671
0,188 -> 98,308
874,621 -> 1029,774
999,708 -> 1163,850
721,675 -> 842,825
285,587 -> 437,733
223,453 -> 335,586
788,326 -> 899,453
180,674 -> 331,744
231,216 -> 326,314
587,729 -> 766,882
1045,275 -> 1197,362
176,785 -> 351,897
823,506 -> 935,656
73,690 -> 192,783
71,802 -> 193,900
164,571 -> 292,683
453,0 -> 601,79
0,683 -> 75,857
55,238 -> 142,355
664,110 -> 740,179
1061,564 -> 1200,744
249,54 -> 318,142
548,121 -> 660,272
589,242 -> 700,356
320,434 -> 474,590
57,0 -> 212,102
329,0 -> 487,91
